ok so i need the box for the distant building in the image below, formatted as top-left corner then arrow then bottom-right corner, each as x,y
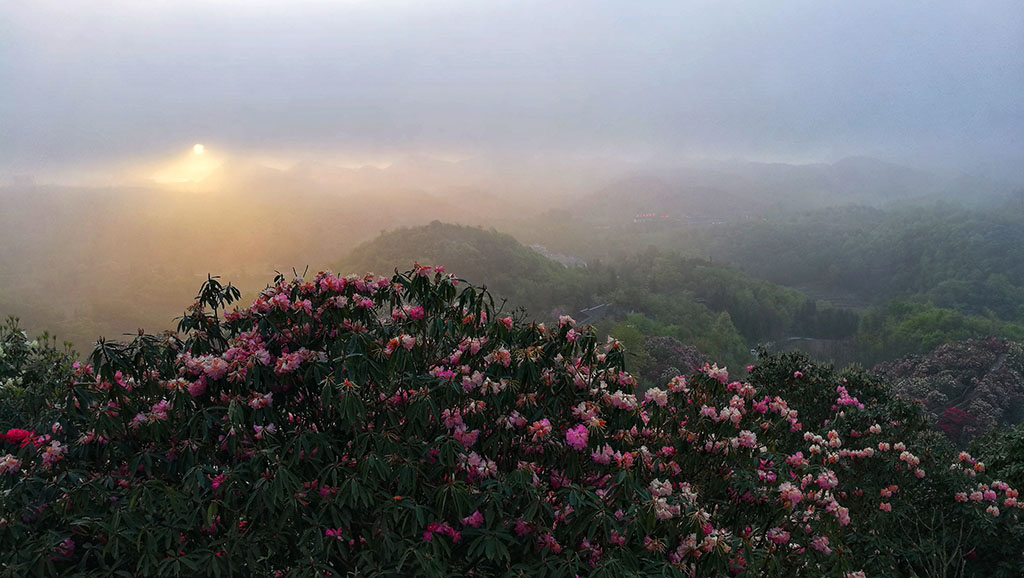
633,212 -> 672,224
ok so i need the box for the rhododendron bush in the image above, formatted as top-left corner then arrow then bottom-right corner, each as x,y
0,267 -> 1021,577
0,317 -> 76,430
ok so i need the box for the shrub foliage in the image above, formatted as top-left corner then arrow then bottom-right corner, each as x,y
0,267 -> 1021,577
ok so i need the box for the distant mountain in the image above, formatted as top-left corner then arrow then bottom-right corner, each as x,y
565,156 -> 966,227
827,156 -> 943,198
576,174 -> 757,224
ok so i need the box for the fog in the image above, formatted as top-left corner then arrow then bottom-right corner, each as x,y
3,1 -> 1023,180
2,1 -> 1024,352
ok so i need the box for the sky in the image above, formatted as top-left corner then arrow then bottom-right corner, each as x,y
2,0 -> 1023,181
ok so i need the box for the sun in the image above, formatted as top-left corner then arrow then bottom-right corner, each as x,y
151,144 -> 219,184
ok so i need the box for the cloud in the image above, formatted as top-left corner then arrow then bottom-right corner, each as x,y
2,0 -> 1022,176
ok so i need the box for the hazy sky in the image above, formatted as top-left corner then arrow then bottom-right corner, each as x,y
2,1 -> 1022,178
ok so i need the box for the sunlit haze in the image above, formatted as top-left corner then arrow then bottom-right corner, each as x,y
2,1 -> 1022,184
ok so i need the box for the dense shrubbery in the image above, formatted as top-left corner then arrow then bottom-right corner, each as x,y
0,267 -> 1022,577
0,317 -> 76,431
875,338 -> 1024,442
974,422 -> 1024,492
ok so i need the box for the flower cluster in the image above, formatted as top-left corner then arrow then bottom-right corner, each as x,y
0,268 -> 1021,577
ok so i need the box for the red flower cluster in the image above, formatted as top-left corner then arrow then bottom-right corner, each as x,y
1,428 -> 32,446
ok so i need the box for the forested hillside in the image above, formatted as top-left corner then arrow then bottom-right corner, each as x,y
693,203 -> 1024,321
340,222 -> 859,371
507,196 -> 1024,366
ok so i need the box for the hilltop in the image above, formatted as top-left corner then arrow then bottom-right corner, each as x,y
339,221 -> 586,319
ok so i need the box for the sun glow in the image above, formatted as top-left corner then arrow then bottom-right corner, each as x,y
150,144 -> 221,185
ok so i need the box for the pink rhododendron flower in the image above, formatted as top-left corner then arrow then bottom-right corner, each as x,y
779,482 -> 803,507
704,363 -> 729,383
527,419 -> 552,442
187,378 -> 207,397
252,424 -> 276,439
734,430 -> 757,449
539,532 -> 562,553
0,454 -> 21,475
203,357 -> 229,380
605,390 -> 638,410
786,452 -> 808,467
653,497 -> 680,520
460,510 -> 484,527
453,427 -> 480,448
766,527 -> 790,545
249,392 -> 273,409
41,441 -> 67,465
644,387 -> 668,407
565,424 -> 589,451
591,444 -> 615,465
667,375 -> 688,393
514,519 -> 532,536
816,470 -> 838,489
325,528 -> 343,540
648,479 -> 672,498
52,537 -> 75,560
